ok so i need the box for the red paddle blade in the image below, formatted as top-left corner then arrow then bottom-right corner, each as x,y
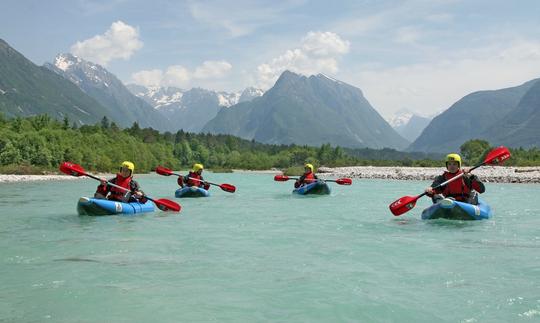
59,161 -> 86,177
155,166 -> 173,176
154,198 -> 181,212
389,195 -> 419,216
274,175 -> 289,181
485,146 -> 511,165
335,178 -> 352,185
220,183 -> 236,193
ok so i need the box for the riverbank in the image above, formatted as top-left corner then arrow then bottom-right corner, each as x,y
3,166 -> 540,184
0,173 -> 114,184
317,166 -> 540,183
0,174 -> 82,183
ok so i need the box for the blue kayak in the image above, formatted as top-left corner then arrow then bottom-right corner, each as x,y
175,186 -> 210,198
293,180 -> 331,195
421,198 -> 492,220
77,197 -> 155,216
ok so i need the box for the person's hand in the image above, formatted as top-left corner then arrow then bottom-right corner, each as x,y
425,187 -> 434,195
133,191 -> 143,198
462,167 -> 470,175
100,178 -> 107,186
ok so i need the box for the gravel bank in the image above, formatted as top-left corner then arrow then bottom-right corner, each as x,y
317,166 -> 540,184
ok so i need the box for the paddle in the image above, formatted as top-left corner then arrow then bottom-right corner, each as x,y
155,166 -> 236,193
59,162 -> 181,212
388,146 -> 511,216
274,174 -> 352,185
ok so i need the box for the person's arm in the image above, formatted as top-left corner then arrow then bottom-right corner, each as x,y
469,175 -> 485,193
130,180 -> 147,202
95,177 -> 114,196
426,175 -> 444,196
295,174 -> 306,188
177,176 -> 184,187
200,176 -> 210,190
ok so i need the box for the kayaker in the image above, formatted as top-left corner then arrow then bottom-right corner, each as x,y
94,161 -> 146,203
294,163 -> 319,188
178,163 -> 210,190
425,153 -> 485,205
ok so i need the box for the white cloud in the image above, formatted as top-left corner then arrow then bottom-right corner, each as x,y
131,60 -> 232,88
162,65 -> 191,87
71,21 -> 143,66
132,69 -> 163,87
350,39 -> 540,118
301,31 -> 350,56
194,60 -> 232,79
256,31 -> 350,89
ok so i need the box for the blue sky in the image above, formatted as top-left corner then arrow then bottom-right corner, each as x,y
2,0 -> 540,118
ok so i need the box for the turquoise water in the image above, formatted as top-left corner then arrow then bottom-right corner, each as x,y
1,173 -> 539,322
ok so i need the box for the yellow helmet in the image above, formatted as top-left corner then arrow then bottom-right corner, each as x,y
120,161 -> 135,173
192,163 -> 204,172
304,163 -> 314,172
445,153 -> 461,168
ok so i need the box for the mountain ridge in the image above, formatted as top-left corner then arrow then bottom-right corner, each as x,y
203,70 -> 409,149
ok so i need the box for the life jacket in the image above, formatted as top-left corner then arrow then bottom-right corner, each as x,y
438,170 -> 472,202
295,171 -> 316,188
108,174 -> 132,201
304,172 -> 315,182
186,171 -> 203,187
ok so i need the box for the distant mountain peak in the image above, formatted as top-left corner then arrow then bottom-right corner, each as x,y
316,73 -> 343,84
54,53 -> 79,71
203,71 -> 409,150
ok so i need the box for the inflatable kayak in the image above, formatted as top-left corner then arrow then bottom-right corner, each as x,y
77,197 -> 155,216
175,186 -> 210,198
421,198 -> 492,220
293,180 -> 331,195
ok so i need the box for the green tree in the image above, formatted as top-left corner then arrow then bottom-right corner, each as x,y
0,141 -> 22,165
460,139 -> 491,164
101,116 -> 110,129
62,116 -> 69,130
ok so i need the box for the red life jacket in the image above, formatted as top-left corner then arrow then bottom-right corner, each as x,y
439,170 -> 471,202
186,172 -> 203,187
295,171 -> 316,188
109,174 -> 132,201
304,172 -> 315,182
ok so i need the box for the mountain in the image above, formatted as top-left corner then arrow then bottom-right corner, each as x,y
44,53 -> 173,131
127,85 -> 263,133
482,79 -> 540,148
239,87 -> 265,103
0,39 -> 111,125
202,71 -> 409,149
408,79 -> 538,153
387,109 -> 432,142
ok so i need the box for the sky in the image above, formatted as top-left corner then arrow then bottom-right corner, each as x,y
2,0 -> 540,118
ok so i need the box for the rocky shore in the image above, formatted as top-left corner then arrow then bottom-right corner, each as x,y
317,166 -> 540,184
0,174 -> 82,183
2,167 -> 540,184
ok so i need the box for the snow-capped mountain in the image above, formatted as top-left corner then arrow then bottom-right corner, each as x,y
238,87 -> 265,103
126,84 -> 263,132
387,108 -> 415,128
203,70 -> 409,149
386,108 -> 431,142
45,53 -> 174,131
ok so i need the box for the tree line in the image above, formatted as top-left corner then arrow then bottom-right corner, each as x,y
1,114 -> 538,174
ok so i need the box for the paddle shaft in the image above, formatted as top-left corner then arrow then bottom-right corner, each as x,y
167,171 -> 215,186
421,159 -> 489,199
85,172 -> 157,203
